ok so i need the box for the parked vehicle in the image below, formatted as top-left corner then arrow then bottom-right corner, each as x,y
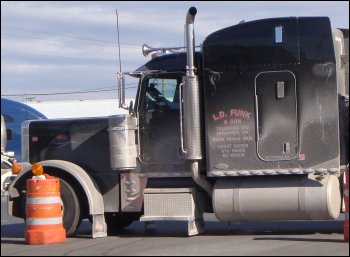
7,7 -> 349,238
1,114 -> 14,195
1,98 -> 47,161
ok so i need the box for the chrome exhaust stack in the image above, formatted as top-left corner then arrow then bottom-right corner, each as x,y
182,7 -> 213,196
182,7 -> 201,160
185,7 -> 197,78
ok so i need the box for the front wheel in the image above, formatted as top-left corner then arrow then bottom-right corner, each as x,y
60,179 -> 81,236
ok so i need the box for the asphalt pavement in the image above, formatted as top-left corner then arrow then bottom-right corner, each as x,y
1,197 -> 349,256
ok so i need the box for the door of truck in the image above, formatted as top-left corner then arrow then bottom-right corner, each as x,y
255,71 -> 298,161
137,73 -> 186,166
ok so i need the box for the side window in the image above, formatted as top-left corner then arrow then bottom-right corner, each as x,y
145,78 -> 179,111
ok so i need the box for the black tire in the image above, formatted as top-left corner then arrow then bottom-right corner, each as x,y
60,179 -> 81,236
105,213 -> 139,235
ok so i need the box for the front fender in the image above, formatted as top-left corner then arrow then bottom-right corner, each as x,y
8,160 -> 104,216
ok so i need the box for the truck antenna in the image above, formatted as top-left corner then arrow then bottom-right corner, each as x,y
116,9 -> 122,73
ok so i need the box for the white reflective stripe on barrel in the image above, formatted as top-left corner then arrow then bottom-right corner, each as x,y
26,196 -> 61,205
26,217 -> 63,225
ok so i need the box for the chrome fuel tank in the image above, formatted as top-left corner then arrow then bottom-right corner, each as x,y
108,115 -> 137,170
213,174 -> 341,221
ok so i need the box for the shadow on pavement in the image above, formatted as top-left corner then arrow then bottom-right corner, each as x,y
2,218 -> 344,242
89,220 -> 344,238
1,223 -> 26,244
1,223 -> 25,238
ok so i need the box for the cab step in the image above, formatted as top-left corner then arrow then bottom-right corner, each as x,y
140,188 -> 205,236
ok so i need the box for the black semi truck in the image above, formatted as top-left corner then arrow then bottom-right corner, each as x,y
8,7 -> 349,238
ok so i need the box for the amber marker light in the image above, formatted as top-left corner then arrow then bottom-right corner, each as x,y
31,163 -> 44,176
11,163 -> 22,175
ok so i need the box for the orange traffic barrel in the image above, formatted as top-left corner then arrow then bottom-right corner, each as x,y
25,175 -> 66,244
344,166 -> 349,242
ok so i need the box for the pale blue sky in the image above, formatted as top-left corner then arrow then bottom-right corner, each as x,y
1,1 -> 349,101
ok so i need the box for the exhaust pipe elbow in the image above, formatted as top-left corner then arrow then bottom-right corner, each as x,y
186,7 -> 197,24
